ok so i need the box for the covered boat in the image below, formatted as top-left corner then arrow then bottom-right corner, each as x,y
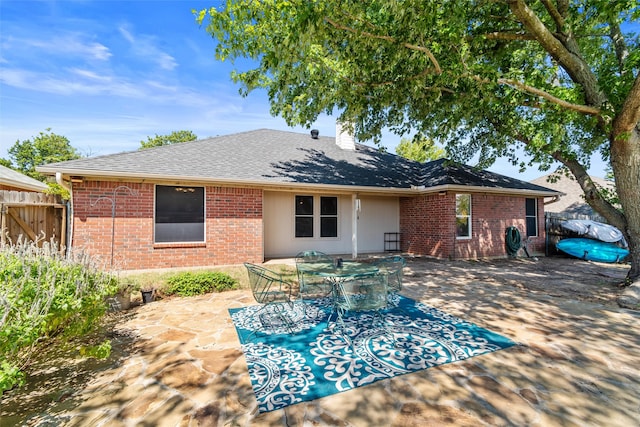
556,238 -> 629,263
559,219 -> 626,245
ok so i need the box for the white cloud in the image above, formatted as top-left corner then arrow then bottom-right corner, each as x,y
118,26 -> 135,44
69,68 -> 113,82
87,42 -> 112,61
1,66 -> 222,107
0,67 -> 144,97
118,25 -> 177,71
14,33 -> 112,61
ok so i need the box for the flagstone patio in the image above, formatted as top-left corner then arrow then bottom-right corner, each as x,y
2,256 -> 639,426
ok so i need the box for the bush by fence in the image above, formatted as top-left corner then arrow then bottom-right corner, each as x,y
0,239 -> 118,393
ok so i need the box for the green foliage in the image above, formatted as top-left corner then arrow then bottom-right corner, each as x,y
4,128 -> 80,181
596,184 -> 621,211
43,182 -> 72,201
396,136 -> 446,163
0,361 -> 25,393
78,340 -> 112,359
198,1 -> 640,279
139,130 -> 198,149
0,240 -> 118,393
165,271 -> 237,297
197,2 -> 637,165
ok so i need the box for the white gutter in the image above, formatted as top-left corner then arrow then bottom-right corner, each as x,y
543,195 -> 562,205
42,169 -> 560,198
55,172 -> 72,192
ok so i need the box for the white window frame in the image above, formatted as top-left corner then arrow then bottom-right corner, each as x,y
455,193 -> 472,239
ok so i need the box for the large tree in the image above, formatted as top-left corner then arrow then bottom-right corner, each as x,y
396,136 -> 446,163
4,129 -> 80,181
198,1 -> 640,285
139,130 -> 198,149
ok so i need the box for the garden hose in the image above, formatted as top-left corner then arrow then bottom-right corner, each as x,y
505,226 -> 521,257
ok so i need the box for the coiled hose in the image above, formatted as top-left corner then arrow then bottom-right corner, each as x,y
505,226 -> 521,258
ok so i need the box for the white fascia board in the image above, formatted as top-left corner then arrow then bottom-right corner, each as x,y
41,169 -> 560,197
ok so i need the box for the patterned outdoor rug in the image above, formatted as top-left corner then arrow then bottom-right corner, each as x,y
229,295 -> 515,413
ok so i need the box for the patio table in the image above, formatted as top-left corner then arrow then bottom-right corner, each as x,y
296,261 -> 379,282
297,261 -> 386,338
296,261 -> 380,306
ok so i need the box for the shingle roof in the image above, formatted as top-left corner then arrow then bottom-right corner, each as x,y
421,159 -> 557,193
531,173 -> 611,217
38,129 -> 557,195
0,165 -> 48,192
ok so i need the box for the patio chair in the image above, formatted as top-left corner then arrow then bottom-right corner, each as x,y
295,251 -> 334,301
244,263 -> 296,333
330,273 -> 392,349
373,256 -> 406,295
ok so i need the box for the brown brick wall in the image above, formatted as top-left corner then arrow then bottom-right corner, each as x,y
71,181 -> 263,270
400,193 -> 546,259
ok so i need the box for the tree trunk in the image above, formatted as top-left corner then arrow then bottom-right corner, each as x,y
610,127 -> 640,283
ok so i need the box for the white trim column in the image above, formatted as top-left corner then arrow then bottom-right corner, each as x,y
352,194 -> 359,258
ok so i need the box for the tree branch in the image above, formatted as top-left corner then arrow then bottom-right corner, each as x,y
469,74 -> 601,115
344,69 -> 455,93
540,0 -> 565,31
506,0 -> 607,108
609,20 -> 629,73
324,17 -> 442,75
499,78 -> 600,115
551,151 -> 627,229
484,31 -> 535,41
504,123 -> 626,229
612,73 -> 640,137
556,0 -> 570,18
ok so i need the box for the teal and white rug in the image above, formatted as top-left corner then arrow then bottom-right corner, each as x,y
229,295 -> 515,413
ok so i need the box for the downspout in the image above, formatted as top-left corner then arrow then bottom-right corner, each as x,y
543,195 -> 561,205
352,194 -> 359,259
56,172 -> 73,256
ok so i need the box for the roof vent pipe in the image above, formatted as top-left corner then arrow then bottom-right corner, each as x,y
310,129 -> 319,139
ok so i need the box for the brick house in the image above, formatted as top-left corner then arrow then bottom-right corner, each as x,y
38,128 -> 558,271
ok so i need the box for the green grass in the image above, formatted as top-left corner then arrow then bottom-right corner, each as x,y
120,263 -> 299,294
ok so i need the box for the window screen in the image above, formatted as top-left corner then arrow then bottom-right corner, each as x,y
155,185 -> 204,243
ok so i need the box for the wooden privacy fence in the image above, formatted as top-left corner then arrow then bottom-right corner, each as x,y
0,190 -> 66,248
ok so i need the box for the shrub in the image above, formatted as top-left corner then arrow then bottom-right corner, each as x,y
164,271 -> 237,297
0,239 -> 117,393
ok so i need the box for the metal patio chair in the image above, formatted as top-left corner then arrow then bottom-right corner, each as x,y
330,272 -> 392,349
373,255 -> 406,296
244,263 -> 296,333
295,250 -> 334,301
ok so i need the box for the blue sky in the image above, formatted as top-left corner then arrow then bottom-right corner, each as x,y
0,1 -> 621,180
